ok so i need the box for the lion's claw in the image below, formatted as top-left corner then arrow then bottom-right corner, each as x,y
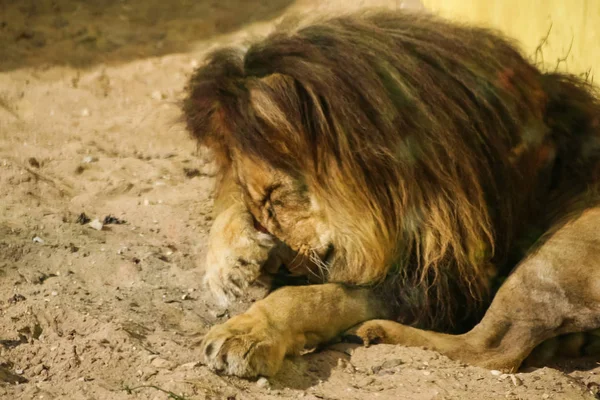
200,314 -> 287,377
345,320 -> 389,347
203,258 -> 263,306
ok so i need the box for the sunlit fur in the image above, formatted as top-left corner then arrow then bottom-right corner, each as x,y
184,10 -> 600,331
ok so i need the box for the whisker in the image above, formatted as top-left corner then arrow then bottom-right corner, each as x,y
287,248 -> 304,272
308,248 -> 332,281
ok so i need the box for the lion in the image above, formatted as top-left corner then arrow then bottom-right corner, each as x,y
182,9 -> 600,378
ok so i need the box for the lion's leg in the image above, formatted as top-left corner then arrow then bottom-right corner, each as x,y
200,283 -> 386,377
353,207 -> 600,372
203,166 -> 280,306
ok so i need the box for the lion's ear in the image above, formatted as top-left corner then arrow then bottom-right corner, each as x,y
182,48 -> 251,168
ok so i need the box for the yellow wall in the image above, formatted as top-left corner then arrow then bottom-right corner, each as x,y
422,0 -> 599,79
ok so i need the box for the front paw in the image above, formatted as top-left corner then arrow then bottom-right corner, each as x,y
200,313 -> 287,377
203,257 -> 264,307
204,205 -> 276,306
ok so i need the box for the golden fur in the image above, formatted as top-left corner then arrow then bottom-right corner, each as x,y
185,9 -> 600,329
183,9 -> 600,377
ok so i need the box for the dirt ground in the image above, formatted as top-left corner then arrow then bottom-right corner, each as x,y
0,0 -> 599,399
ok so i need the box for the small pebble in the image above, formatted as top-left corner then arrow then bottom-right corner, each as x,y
15,369 -> 24,375
381,359 -> 404,369
76,213 -> 91,224
490,370 -> 502,376
150,357 -> 175,369
151,90 -> 163,100
88,219 -> 103,231
32,236 -> 44,244
180,361 -> 200,370
510,375 -> 523,386
211,309 -> 229,318
32,364 -> 45,375
357,377 -> 374,387
51,291 -> 58,296
8,294 -> 26,304
82,156 -> 98,164
28,157 -> 40,168
103,215 -> 126,225
81,108 -> 90,117
256,377 -> 269,389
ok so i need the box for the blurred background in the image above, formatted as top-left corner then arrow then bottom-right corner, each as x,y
0,0 -> 597,76
427,0 -> 598,79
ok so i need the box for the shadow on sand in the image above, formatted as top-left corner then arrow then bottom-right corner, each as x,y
0,0 -> 294,72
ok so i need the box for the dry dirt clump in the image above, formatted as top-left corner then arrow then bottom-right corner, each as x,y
0,0 -> 598,399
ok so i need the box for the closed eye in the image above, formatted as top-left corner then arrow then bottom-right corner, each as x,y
271,199 -> 284,208
260,183 -> 282,206
261,184 -> 284,220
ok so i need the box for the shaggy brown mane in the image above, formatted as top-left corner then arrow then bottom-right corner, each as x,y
184,10 -> 600,331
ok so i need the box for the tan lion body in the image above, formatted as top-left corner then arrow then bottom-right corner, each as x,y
183,10 -> 600,377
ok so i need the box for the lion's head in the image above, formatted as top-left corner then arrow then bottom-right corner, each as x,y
183,10 -> 598,330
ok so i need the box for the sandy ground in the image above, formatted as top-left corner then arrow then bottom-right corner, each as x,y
0,1 -> 599,399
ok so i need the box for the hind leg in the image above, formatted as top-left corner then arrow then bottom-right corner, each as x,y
352,207 -> 600,371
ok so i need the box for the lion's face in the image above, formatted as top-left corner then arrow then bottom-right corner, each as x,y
233,154 -> 333,267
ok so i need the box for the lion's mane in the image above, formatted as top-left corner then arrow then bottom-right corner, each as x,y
184,10 -> 600,331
